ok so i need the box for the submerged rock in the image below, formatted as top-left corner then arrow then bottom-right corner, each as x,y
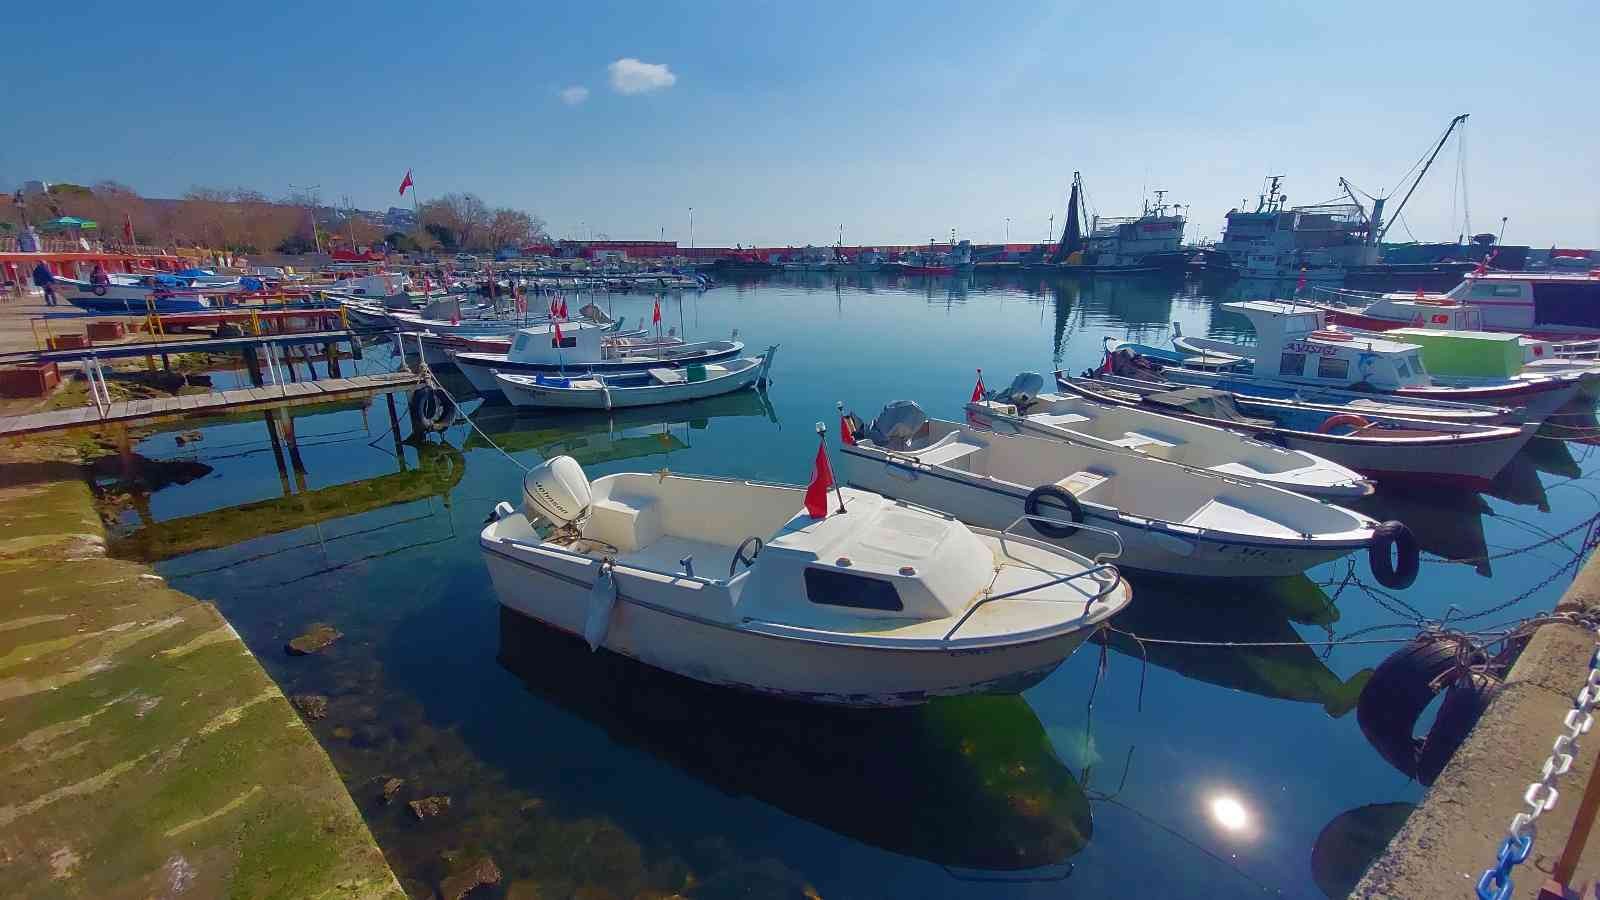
382,777 -> 405,804
291,694 -> 328,720
438,856 -> 501,900
285,623 -> 342,656
408,795 -> 450,820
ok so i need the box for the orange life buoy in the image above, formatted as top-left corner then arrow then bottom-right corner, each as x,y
1317,413 -> 1373,434
1310,329 -> 1355,341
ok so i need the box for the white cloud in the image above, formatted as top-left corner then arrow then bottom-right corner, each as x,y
608,58 -> 676,95
560,85 -> 590,106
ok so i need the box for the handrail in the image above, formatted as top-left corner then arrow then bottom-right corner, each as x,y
941,558 -> 1123,643
1000,514 -> 1124,563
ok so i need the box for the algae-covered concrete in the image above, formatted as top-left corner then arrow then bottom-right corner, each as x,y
0,440 -> 403,898
1353,551 -> 1600,898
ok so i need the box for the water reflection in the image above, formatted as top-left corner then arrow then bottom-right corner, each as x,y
496,607 -> 1092,872
1352,488 -> 1493,576
466,389 -> 778,462
1099,575 -> 1367,716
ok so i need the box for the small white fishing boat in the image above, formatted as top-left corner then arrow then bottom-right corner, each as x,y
480,457 -> 1131,706
455,322 -> 745,397
838,402 -> 1415,585
1160,301 -> 1584,422
1056,375 -> 1536,491
966,372 -> 1372,499
497,347 -> 778,409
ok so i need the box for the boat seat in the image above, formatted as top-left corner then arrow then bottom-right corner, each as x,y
648,367 -> 685,384
1032,412 -> 1091,427
1056,471 -> 1109,498
1108,432 -> 1175,449
586,494 -> 663,553
917,438 -> 985,467
1182,499 -> 1298,539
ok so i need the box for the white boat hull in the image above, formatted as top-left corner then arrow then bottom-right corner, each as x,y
840,450 -> 1359,577
480,539 -> 1090,705
498,352 -> 773,410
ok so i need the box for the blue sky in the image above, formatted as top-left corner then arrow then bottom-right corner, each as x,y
3,0 -> 1595,247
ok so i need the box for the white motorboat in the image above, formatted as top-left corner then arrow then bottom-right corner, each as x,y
838,402 -> 1415,585
455,322 -> 745,397
498,347 -> 778,409
1056,375 -> 1536,491
966,372 -> 1372,499
480,457 -> 1131,706
1322,271 -> 1600,342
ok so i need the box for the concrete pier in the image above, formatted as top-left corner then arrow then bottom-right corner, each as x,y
1354,552 -> 1600,897
0,440 -> 402,896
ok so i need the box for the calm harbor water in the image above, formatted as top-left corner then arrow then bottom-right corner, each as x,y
107,272 -> 1599,898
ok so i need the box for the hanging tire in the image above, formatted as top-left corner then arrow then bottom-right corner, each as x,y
1024,485 -> 1083,538
92,284 -> 108,296
1416,671 -> 1500,786
409,386 -> 458,433
1369,521 -> 1420,589
1357,634 -> 1486,780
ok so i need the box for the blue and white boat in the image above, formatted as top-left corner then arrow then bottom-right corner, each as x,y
454,321 -> 746,397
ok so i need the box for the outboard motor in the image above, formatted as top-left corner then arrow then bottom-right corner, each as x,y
996,372 -> 1046,408
866,401 -> 931,450
522,455 -> 592,526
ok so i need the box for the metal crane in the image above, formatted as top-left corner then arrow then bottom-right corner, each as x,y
1377,113 -> 1469,243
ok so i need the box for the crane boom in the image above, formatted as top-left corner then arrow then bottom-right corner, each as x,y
1378,113 -> 1469,242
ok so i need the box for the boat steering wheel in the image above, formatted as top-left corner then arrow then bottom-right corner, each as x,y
731,536 -> 764,577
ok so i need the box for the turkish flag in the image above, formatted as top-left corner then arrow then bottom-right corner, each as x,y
652,298 -> 662,325
840,414 -> 856,446
970,369 -> 986,403
804,441 -> 833,518
553,321 -> 564,345
122,212 -> 134,244
399,169 -> 414,196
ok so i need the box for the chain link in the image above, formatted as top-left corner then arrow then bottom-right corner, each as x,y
1476,622 -> 1600,899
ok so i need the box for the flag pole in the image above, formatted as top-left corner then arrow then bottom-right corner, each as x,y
817,421 -> 847,514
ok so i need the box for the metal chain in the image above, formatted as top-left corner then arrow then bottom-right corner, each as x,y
1475,622 -> 1600,900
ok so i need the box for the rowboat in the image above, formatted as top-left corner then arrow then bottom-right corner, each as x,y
497,347 -> 777,409
967,373 -> 1371,498
838,402 -> 1415,585
1055,374 -> 1536,490
480,457 -> 1130,706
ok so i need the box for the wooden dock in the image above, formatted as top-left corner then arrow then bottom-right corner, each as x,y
0,371 -> 421,439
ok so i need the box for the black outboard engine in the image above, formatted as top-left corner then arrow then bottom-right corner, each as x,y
866,401 -> 931,450
995,372 -> 1046,409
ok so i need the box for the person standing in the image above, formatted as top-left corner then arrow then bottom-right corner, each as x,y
32,261 -> 58,306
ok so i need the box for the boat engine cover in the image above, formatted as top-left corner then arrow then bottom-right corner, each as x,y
999,372 -> 1046,406
523,455 -> 592,526
867,401 -> 930,449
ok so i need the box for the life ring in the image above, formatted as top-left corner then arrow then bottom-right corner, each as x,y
1368,520 -> 1420,589
1310,329 -> 1355,341
1024,485 -> 1083,538
1316,413 -> 1373,434
1356,634 -> 1495,785
408,386 -> 458,433
92,284 -> 108,296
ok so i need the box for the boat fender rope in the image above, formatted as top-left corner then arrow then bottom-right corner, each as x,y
1316,413 -> 1374,434
1024,485 -> 1083,538
1369,520 -> 1420,589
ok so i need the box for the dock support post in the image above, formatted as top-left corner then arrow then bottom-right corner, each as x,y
262,409 -> 290,492
114,423 -> 137,481
407,390 -> 424,440
385,391 -> 407,471
243,346 -> 263,387
279,412 -> 308,491
325,341 -> 341,377
283,344 -> 299,383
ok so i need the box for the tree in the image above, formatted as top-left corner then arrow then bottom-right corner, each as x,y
419,193 -> 491,251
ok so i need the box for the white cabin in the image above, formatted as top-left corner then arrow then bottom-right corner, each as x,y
1227,300 -> 1431,390
507,321 -> 609,365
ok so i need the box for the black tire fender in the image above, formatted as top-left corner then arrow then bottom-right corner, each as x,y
1416,671 -> 1500,786
93,283 -> 108,296
1356,634 -> 1485,780
409,386 -> 458,432
1024,485 -> 1083,538
1369,520 -> 1420,589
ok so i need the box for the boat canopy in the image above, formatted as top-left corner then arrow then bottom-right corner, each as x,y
1143,387 -> 1275,427
507,321 -> 607,365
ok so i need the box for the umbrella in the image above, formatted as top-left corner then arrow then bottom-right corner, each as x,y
39,216 -> 99,232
